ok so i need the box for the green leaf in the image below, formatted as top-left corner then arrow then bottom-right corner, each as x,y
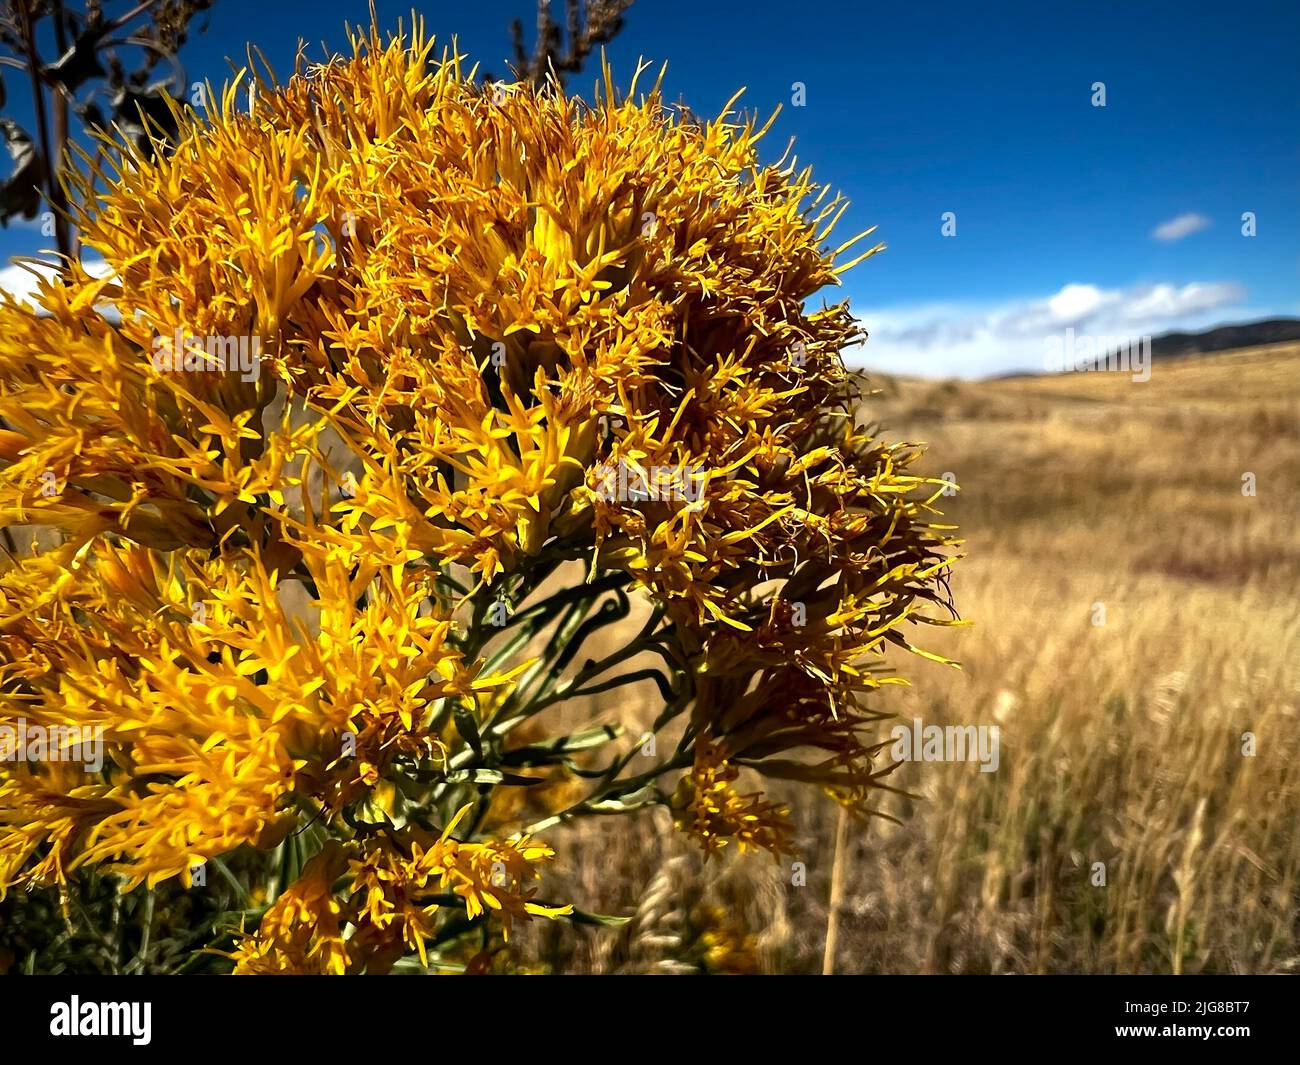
440,768 -> 543,787
562,907 -> 632,927
500,724 -> 623,766
453,702 -> 483,757
586,784 -> 660,813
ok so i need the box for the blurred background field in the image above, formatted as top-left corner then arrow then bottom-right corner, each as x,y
511,343 -> 1300,974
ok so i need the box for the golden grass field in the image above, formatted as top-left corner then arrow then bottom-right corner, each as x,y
518,342 -> 1300,974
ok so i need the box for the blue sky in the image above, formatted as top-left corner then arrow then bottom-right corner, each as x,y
2,0 -> 1296,377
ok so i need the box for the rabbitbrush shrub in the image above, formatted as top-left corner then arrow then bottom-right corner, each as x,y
0,24 -> 958,973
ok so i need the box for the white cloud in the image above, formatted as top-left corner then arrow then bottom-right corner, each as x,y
853,280 -> 1248,378
1046,283 -> 1108,323
0,259 -> 112,306
1151,212 -> 1210,242
0,262 -> 59,305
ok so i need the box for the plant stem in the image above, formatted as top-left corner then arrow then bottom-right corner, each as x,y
16,0 -> 73,265
822,802 -> 851,975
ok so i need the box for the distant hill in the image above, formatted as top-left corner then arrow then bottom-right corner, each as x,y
858,341 -> 1300,424
974,318 -> 1300,381
1143,318 -> 1300,359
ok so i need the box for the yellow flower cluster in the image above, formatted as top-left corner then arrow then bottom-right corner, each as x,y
671,742 -> 792,856
232,809 -> 568,974
0,23 -> 957,970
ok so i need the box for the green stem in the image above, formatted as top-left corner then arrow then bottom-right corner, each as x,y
523,751 -> 692,835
